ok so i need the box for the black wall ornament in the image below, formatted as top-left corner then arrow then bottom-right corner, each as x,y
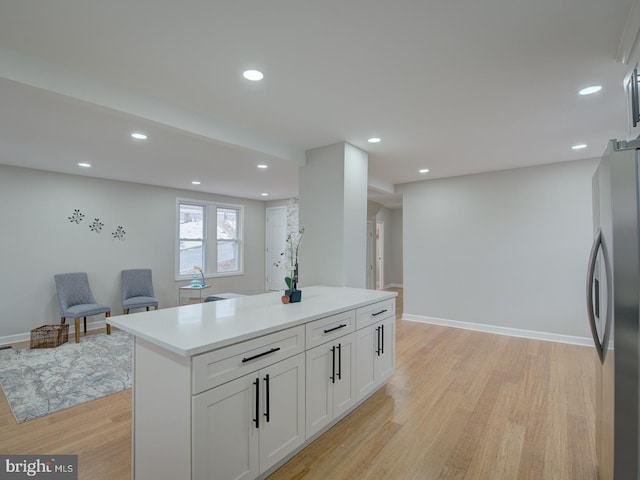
112,226 -> 127,240
89,218 -> 104,233
68,208 -> 127,240
68,209 -> 85,224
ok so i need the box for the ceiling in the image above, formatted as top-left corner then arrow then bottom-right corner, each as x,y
0,0 -> 634,208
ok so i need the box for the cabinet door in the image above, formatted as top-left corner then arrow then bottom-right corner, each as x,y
356,325 -> 378,401
332,333 -> 356,418
259,353 -> 305,473
192,373 -> 259,480
378,318 -> 396,383
306,344 -> 333,438
306,332 -> 356,439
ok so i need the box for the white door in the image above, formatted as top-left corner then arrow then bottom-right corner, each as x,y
305,343 -> 333,437
332,333 -> 356,417
266,206 -> 287,291
366,221 -> 374,289
378,318 -> 396,383
192,373 -> 259,480
259,353 -> 306,473
376,222 -> 384,290
355,325 -> 378,401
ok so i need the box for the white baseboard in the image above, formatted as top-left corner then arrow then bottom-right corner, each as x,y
0,318 -> 110,347
402,313 -> 592,347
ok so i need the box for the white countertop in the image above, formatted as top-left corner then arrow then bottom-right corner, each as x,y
108,286 -> 397,357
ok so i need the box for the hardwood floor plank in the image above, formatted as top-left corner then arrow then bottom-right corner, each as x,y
490,421 -> 526,479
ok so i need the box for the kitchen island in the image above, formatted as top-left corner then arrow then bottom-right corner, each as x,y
109,286 -> 397,480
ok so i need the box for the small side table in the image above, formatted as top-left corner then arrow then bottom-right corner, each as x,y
178,284 -> 212,305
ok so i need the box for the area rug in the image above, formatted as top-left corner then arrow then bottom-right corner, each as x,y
0,330 -> 132,423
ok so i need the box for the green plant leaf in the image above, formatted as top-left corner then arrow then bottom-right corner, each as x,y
285,276 -> 292,289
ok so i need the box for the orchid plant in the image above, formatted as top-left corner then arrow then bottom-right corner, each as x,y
275,227 -> 305,291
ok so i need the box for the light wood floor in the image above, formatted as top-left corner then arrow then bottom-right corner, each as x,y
0,289 -> 597,479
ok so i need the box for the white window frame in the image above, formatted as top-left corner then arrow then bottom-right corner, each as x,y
175,198 -> 244,280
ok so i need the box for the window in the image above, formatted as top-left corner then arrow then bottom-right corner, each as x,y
217,207 -> 240,273
177,200 -> 243,278
178,203 -> 205,276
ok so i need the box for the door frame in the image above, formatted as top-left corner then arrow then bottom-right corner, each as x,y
266,206 -> 287,291
376,222 -> 384,290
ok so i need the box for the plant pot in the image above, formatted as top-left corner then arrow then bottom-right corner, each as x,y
285,289 -> 302,303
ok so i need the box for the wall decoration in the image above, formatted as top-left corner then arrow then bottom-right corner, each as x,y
89,218 -> 104,233
68,209 -> 85,224
112,226 -> 126,240
68,208 -> 126,241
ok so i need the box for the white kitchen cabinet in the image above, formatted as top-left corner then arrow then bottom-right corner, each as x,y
305,310 -> 355,349
356,316 -> 395,401
305,332 -> 356,438
193,353 -> 305,480
192,372 -> 259,480
258,353 -> 305,472
110,286 -> 397,480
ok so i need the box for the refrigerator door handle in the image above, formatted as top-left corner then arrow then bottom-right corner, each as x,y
587,228 -> 605,363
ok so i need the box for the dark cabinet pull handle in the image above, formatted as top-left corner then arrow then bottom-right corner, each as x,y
324,323 -> 347,334
264,374 -> 270,423
372,309 -> 388,317
376,326 -> 381,356
253,378 -> 260,428
242,347 -> 281,363
337,343 -> 342,380
381,324 -> 384,355
633,68 -> 640,128
330,346 -> 336,384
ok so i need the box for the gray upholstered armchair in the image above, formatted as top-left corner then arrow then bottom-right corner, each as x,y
121,269 -> 159,314
54,272 -> 111,343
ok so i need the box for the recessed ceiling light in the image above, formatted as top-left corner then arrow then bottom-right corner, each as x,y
192,181 -> 201,185
78,162 -> 91,168
419,168 -> 430,173
368,137 -> 381,143
572,144 -> 587,150
579,86 -> 602,95
261,193 -> 269,197
257,164 -> 268,169
131,132 -> 148,140
243,70 -> 264,81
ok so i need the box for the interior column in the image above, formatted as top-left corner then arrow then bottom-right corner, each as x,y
299,142 -> 368,288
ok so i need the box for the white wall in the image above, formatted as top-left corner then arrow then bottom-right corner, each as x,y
0,165 -> 266,340
399,159 -> 598,339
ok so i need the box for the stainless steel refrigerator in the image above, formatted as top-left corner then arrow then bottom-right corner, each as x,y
587,138 -> 640,479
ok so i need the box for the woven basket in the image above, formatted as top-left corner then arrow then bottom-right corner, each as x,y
30,324 -> 69,349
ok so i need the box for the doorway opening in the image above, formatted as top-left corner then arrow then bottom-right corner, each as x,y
376,222 -> 384,289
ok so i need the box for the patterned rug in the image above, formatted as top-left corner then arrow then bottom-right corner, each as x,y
0,330 -> 132,423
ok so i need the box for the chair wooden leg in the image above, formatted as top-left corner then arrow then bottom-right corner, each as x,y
61,317 -> 65,325
74,318 -> 80,343
124,309 -> 129,315
84,317 -> 87,333
106,312 -> 111,335
146,307 -> 150,311
154,306 -> 158,311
